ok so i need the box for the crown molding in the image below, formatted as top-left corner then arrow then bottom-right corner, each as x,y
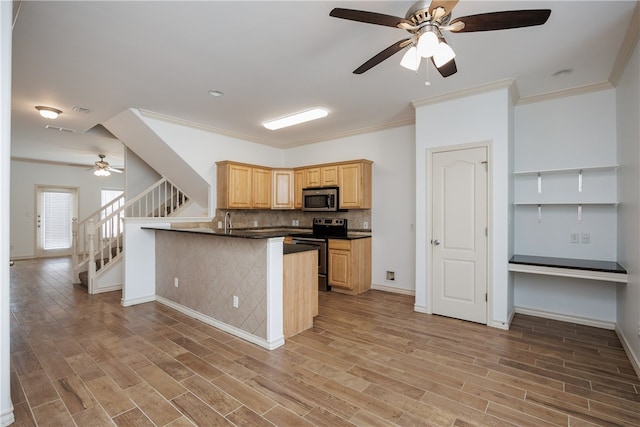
411,79 -> 516,108
517,81 -> 614,106
609,1 -> 640,86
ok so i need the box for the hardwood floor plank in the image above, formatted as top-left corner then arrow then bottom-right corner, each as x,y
181,375 -> 242,416
226,405 -> 278,427
112,407 -> 155,426
263,405 -> 316,427
135,364 -> 188,400
85,376 -> 135,417
31,399 -> 75,426
54,373 -> 98,415
175,351 -> 224,381
171,392 -> 233,426
126,382 -> 183,427
18,369 -> 59,408
211,374 -> 278,415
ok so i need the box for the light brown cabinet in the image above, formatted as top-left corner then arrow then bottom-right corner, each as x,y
216,161 -> 271,209
294,169 -> 304,209
321,165 -> 339,186
283,249 -> 318,337
304,167 -> 322,188
328,237 -> 371,295
339,161 -> 372,209
272,169 -> 294,209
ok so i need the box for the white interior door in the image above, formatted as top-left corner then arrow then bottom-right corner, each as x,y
36,186 -> 78,258
431,146 -> 488,324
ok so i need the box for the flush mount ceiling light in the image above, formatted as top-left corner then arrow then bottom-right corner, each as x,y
552,68 -> 574,78
94,169 -> 110,177
263,108 -> 328,130
208,90 -> 224,97
35,106 -> 62,119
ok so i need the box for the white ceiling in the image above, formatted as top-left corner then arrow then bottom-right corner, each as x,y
10,1 -> 638,169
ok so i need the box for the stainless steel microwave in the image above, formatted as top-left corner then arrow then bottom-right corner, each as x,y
302,187 -> 339,211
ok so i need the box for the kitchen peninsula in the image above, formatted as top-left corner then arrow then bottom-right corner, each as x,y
131,226 -> 319,350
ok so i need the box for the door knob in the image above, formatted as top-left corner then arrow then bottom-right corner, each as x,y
431,239 -> 441,246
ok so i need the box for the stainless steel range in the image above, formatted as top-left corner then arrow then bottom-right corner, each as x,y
290,218 -> 348,291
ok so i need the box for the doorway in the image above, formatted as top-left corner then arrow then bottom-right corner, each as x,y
35,186 -> 78,257
430,145 -> 488,324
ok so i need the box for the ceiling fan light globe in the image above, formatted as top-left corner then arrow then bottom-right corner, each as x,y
400,46 -> 421,71
94,169 -> 111,177
417,30 -> 439,58
434,42 -> 456,68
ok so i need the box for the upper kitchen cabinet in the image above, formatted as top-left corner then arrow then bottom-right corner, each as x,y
321,165 -> 338,186
294,169 -> 304,209
272,169 -> 294,210
216,161 -> 271,209
339,161 -> 372,209
303,167 -> 322,188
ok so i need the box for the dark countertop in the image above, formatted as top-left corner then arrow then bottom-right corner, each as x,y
284,244 -> 319,255
143,226 -> 371,240
509,254 -> 627,274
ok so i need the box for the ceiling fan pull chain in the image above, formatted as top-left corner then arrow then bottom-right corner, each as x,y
425,60 -> 431,86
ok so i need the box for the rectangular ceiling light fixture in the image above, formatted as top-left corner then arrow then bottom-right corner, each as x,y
263,108 -> 328,130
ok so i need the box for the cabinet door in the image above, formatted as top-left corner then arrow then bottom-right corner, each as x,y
228,164 -> 252,208
294,169 -> 304,209
304,167 -> 321,188
338,163 -> 363,208
329,248 -> 351,289
252,167 -> 271,209
321,166 -> 338,186
272,169 -> 294,209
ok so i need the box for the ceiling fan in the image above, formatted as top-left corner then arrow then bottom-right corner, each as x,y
89,154 -> 123,176
330,0 -> 551,77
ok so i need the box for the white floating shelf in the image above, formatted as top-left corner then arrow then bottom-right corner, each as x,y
514,165 -> 618,175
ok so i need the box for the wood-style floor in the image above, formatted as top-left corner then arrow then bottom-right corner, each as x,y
9,257 -> 640,426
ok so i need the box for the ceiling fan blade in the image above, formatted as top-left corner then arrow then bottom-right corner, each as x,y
353,39 -> 412,75
429,0 -> 459,19
449,10 -> 551,33
431,57 -> 457,78
330,8 -> 413,29
107,167 -> 123,173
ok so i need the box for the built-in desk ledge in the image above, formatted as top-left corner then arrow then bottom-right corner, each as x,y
509,254 -> 627,283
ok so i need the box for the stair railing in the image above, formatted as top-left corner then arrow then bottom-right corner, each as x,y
72,177 -> 190,289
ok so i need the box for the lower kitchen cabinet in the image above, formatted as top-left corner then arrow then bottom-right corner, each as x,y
328,238 -> 371,295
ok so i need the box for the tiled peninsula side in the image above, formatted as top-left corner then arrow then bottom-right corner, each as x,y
153,229 -> 285,349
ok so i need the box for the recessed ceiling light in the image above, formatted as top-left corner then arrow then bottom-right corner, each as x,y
263,108 -> 329,130
35,105 -> 62,119
552,68 -> 574,78
208,90 -> 224,97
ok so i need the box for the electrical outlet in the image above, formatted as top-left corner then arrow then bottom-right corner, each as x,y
292,219 -> 296,226
233,295 -> 239,308
174,277 -> 179,288
217,221 -> 222,229
253,220 -> 258,227
570,233 -> 579,243
363,221 -> 369,229
581,233 -> 590,244
386,271 -> 395,281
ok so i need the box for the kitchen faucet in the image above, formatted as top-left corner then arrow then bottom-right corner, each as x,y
224,211 -> 232,233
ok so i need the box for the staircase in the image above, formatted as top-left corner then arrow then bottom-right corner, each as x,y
73,177 -> 190,294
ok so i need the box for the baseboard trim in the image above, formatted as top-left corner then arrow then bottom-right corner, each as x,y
1,407 -> 15,427
414,304 -> 429,314
155,296 -> 285,350
371,283 -> 415,296
615,325 -> 640,380
121,295 -> 156,307
515,306 -> 616,330
91,284 -> 122,294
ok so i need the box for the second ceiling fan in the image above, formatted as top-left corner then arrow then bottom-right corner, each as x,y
330,0 -> 551,77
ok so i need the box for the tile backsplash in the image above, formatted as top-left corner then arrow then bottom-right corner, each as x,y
211,209 -> 372,232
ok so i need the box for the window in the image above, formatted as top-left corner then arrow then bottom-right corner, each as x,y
101,189 -> 124,238
36,186 -> 78,257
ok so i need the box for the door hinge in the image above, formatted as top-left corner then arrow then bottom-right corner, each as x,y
485,293 -> 488,302
481,160 -> 488,170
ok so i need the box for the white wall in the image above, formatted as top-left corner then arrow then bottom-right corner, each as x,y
140,115 -> 285,214
414,84 -> 513,328
10,160 -> 124,258
1,2 -> 13,424
125,147 -> 161,198
285,126 -> 416,293
513,89 -> 619,325
617,39 -> 640,369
